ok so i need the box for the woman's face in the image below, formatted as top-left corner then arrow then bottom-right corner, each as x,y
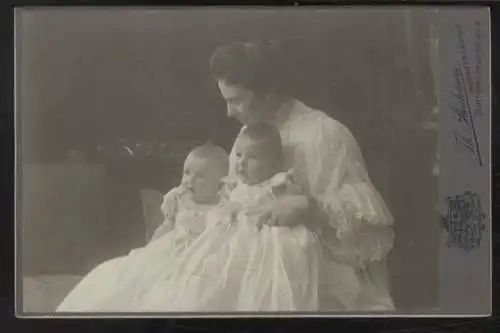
217,80 -> 269,126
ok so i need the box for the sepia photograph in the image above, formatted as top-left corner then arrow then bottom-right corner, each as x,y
15,7 -> 491,317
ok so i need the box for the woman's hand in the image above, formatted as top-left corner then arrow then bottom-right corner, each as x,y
221,202 -> 242,217
330,248 -> 363,268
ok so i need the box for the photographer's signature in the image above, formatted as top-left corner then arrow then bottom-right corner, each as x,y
448,22 -> 484,166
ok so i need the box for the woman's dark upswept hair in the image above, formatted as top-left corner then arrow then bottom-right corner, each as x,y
209,41 -> 283,94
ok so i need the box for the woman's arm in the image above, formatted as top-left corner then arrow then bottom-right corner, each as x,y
303,116 -> 395,266
267,194 -> 309,227
248,176 -> 310,228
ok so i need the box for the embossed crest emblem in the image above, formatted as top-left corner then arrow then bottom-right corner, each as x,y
442,191 -> 486,251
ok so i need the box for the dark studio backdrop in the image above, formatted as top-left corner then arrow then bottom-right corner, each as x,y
17,9 -> 439,312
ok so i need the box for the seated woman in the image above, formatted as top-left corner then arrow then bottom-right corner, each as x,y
204,41 -> 396,311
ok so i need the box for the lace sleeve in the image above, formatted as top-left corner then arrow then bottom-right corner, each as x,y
303,115 -> 394,265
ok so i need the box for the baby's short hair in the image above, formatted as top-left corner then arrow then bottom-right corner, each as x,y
186,142 -> 230,177
239,122 -> 283,161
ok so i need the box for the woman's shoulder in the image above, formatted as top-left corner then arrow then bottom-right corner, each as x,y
288,100 -> 349,137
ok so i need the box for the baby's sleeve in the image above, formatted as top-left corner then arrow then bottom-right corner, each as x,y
150,188 -> 180,241
160,188 -> 180,220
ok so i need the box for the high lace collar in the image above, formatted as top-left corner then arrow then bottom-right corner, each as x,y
273,98 -> 297,129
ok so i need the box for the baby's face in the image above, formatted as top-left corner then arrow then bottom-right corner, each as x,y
181,156 -> 222,204
233,139 -> 277,185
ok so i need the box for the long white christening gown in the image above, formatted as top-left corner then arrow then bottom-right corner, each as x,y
135,172 -> 333,312
56,186 -> 217,312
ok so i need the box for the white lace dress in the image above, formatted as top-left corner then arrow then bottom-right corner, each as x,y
56,187 -> 216,312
